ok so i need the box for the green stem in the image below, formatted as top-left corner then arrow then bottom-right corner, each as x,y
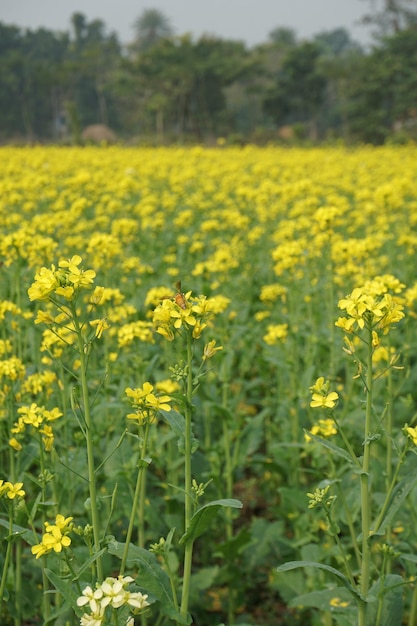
337,484 -> 362,571
358,322 -> 374,626
14,539 -> 22,626
75,316 -> 103,582
0,507 -> 13,606
38,432 -> 51,620
221,372 -> 235,625
120,419 -> 151,575
138,465 -> 147,549
371,443 -> 408,536
374,551 -> 388,626
409,581 -> 417,626
180,331 -> 194,621
327,511 -> 356,588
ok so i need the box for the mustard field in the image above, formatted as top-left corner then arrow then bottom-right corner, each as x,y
1,144 -> 417,626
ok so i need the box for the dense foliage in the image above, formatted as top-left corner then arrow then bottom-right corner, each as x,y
1,6 -> 417,144
2,145 -> 417,625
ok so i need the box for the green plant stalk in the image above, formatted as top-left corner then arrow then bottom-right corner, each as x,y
74,315 -> 103,582
326,510 -> 356,588
120,419 -> 151,575
337,484 -> 362,571
326,229 -> 335,376
37,431 -> 51,621
371,442 -> 408,536
179,331 -> 194,621
221,371 -> 236,625
138,465 -> 147,549
14,539 -> 22,626
358,322 -> 374,626
385,356 -> 394,574
408,581 -> 417,626
374,550 -> 388,626
0,507 -> 13,609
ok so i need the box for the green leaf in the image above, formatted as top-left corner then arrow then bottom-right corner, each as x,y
160,409 -> 199,454
0,519 -> 35,545
236,411 -> 267,465
371,466 -> 417,536
180,499 -> 242,544
71,547 -> 107,581
304,430 -> 355,464
288,586 -> 354,612
107,539 -> 190,625
216,527 -> 252,560
367,575 -> 404,626
277,561 -> 361,601
44,568 -> 82,617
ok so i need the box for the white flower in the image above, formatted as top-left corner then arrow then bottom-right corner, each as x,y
126,591 -> 150,610
79,604 -> 105,626
101,577 -> 126,608
77,585 -> 104,613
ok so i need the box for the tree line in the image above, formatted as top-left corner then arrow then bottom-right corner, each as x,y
1,2 -> 417,145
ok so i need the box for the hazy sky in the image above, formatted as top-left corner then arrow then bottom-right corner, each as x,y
1,0 -> 373,47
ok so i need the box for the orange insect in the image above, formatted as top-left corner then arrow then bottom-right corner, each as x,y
173,281 -> 187,310
160,281 -> 188,309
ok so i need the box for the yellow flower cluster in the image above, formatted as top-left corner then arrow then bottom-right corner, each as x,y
305,418 -> 337,442
10,403 -> 62,452
28,255 -> 96,303
152,291 -> 221,342
263,323 -> 289,346
0,480 -> 25,500
309,377 -> 339,410
125,382 -> 171,425
31,514 -> 73,559
336,276 -> 405,334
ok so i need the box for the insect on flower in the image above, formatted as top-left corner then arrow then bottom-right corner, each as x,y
173,281 -> 187,310
160,281 -> 188,309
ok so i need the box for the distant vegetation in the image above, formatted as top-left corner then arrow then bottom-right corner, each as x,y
1,2 -> 417,144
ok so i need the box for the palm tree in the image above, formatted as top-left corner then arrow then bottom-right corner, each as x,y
132,9 -> 173,53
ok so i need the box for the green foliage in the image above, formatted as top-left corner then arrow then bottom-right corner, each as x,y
2,9 -> 417,143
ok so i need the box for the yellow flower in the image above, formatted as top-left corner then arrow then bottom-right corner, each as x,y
405,425 -> 417,446
202,340 -> 223,361
90,318 -> 110,339
4,482 -> 25,499
329,597 -> 349,608
45,514 -> 73,533
170,306 -> 196,329
305,418 -> 337,441
28,266 -> 59,301
263,323 -> 288,345
9,437 -> 22,451
125,382 -> 171,423
31,514 -> 73,559
58,255 -> 96,287
54,285 -> 75,300
310,392 -> 339,409
309,377 -> 327,394
34,310 -> 55,325
309,377 -> 339,409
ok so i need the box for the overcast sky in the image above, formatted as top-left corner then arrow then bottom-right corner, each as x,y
1,0 -> 374,47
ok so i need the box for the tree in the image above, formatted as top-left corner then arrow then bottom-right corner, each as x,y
314,28 -> 362,56
263,42 -> 327,138
64,13 -> 122,137
346,28 -> 417,142
120,33 -> 248,141
0,23 -> 70,139
268,27 -> 297,47
361,0 -> 417,35
131,9 -> 173,53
